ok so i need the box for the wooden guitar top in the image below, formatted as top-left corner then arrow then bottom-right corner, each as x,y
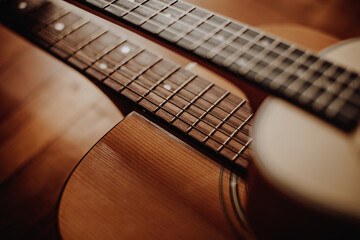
58,112 -> 250,239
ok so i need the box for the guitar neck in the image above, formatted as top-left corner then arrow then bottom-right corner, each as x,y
0,0 -> 253,170
70,0 -> 360,131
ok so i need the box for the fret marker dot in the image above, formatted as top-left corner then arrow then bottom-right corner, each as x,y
237,58 -> 248,66
18,1 -> 28,10
215,35 -> 225,41
259,39 -> 271,46
99,62 -> 108,70
164,13 -> 172,18
120,45 -> 131,54
296,68 -> 305,76
163,84 -> 172,91
54,22 -> 65,31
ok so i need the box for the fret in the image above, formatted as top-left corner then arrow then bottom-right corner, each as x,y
136,63 -> 181,104
37,12 -> 87,48
119,54 -> 161,80
106,0 -> 137,16
203,98 -> 245,143
51,22 -> 106,58
129,68 -> 251,164
121,50 -> 162,77
97,40 -> 140,71
142,13 -> 174,34
193,24 -> 236,58
157,0 -> 177,4
174,82 -> 214,125
86,0 -> 114,8
76,0 -> 360,130
123,5 -> 157,25
186,90 -> 229,133
29,2 -> 69,30
2,0 -> 258,170
232,137 -> 253,164
142,0 -> 167,11
172,1 -> 194,12
189,7 -> 212,20
70,31 -> 123,69
206,27 -> 247,59
220,114 -> 253,151
103,78 -> 124,91
223,32 -> 264,67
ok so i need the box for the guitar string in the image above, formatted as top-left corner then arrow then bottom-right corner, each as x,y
10,0 -> 253,165
89,0 -> 360,131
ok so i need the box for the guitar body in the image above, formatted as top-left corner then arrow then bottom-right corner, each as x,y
57,24 -> 354,239
58,111 -> 250,239
248,39 -> 360,239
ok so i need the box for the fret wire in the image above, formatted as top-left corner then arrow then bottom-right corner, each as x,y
132,73 -> 252,143
105,0 -> 145,17
124,2 -> 164,24
26,5 -> 71,35
279,51 -> 322,96
87,33 -> 127,62
283,71 -> 314,98
186,90 -> 230,133
90,0 -> 117,9
64,25 -> 255,134
218,113 -> 253,154
93,46 -> 146,79
152,71 -> 196,112
28,2 -> 254,130
41,16 -> 89,47
202,98 -> 247,144
223,32 -> 264,67
113,76 -> 243,152
56,27 -> 108,57
67,32 -> 126,71
254,47 -> 310,84
22,6 -> 89,54
108,0 -> 179,23
123,52 -> 163,80
278,50 -> 312,77
229,43 -> 296,83
134,0 -> 181,32
232,137 -> 253,162
205,24 -> 248,59
180,16 -> 231,51
169,82 -> 214,123
30,6 -> 70,32
149,69 -> 251,129
158,5 -> 200,40
162,75 -> 252,128
237,42 -> 297,84
136,63 -> 181,104
101,62 -> 250,158
6,0 -> 253,165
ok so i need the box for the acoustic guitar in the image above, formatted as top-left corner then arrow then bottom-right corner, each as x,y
1,0 -> 359,239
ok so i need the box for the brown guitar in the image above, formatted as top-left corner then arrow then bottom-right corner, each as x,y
1,0 -> 359,239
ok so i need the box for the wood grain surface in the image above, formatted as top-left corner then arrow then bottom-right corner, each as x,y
58,112 -> 250,240
0,0 -> 359,239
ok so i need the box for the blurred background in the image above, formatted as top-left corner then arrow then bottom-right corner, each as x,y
0,0 -> 359,239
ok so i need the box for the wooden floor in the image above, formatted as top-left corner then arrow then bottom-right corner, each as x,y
0,0 -> 359,239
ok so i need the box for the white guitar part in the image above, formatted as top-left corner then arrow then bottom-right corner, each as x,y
252,38 -> 360,219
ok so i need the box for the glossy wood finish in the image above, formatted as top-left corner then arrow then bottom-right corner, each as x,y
0,0 -> 358,239
57,24 -> 340,239
0,26 -> 124,239
58,112 -> 250,239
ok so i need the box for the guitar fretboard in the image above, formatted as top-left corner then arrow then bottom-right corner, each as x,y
0,0 -> 254,169
74,0 -> 360,131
